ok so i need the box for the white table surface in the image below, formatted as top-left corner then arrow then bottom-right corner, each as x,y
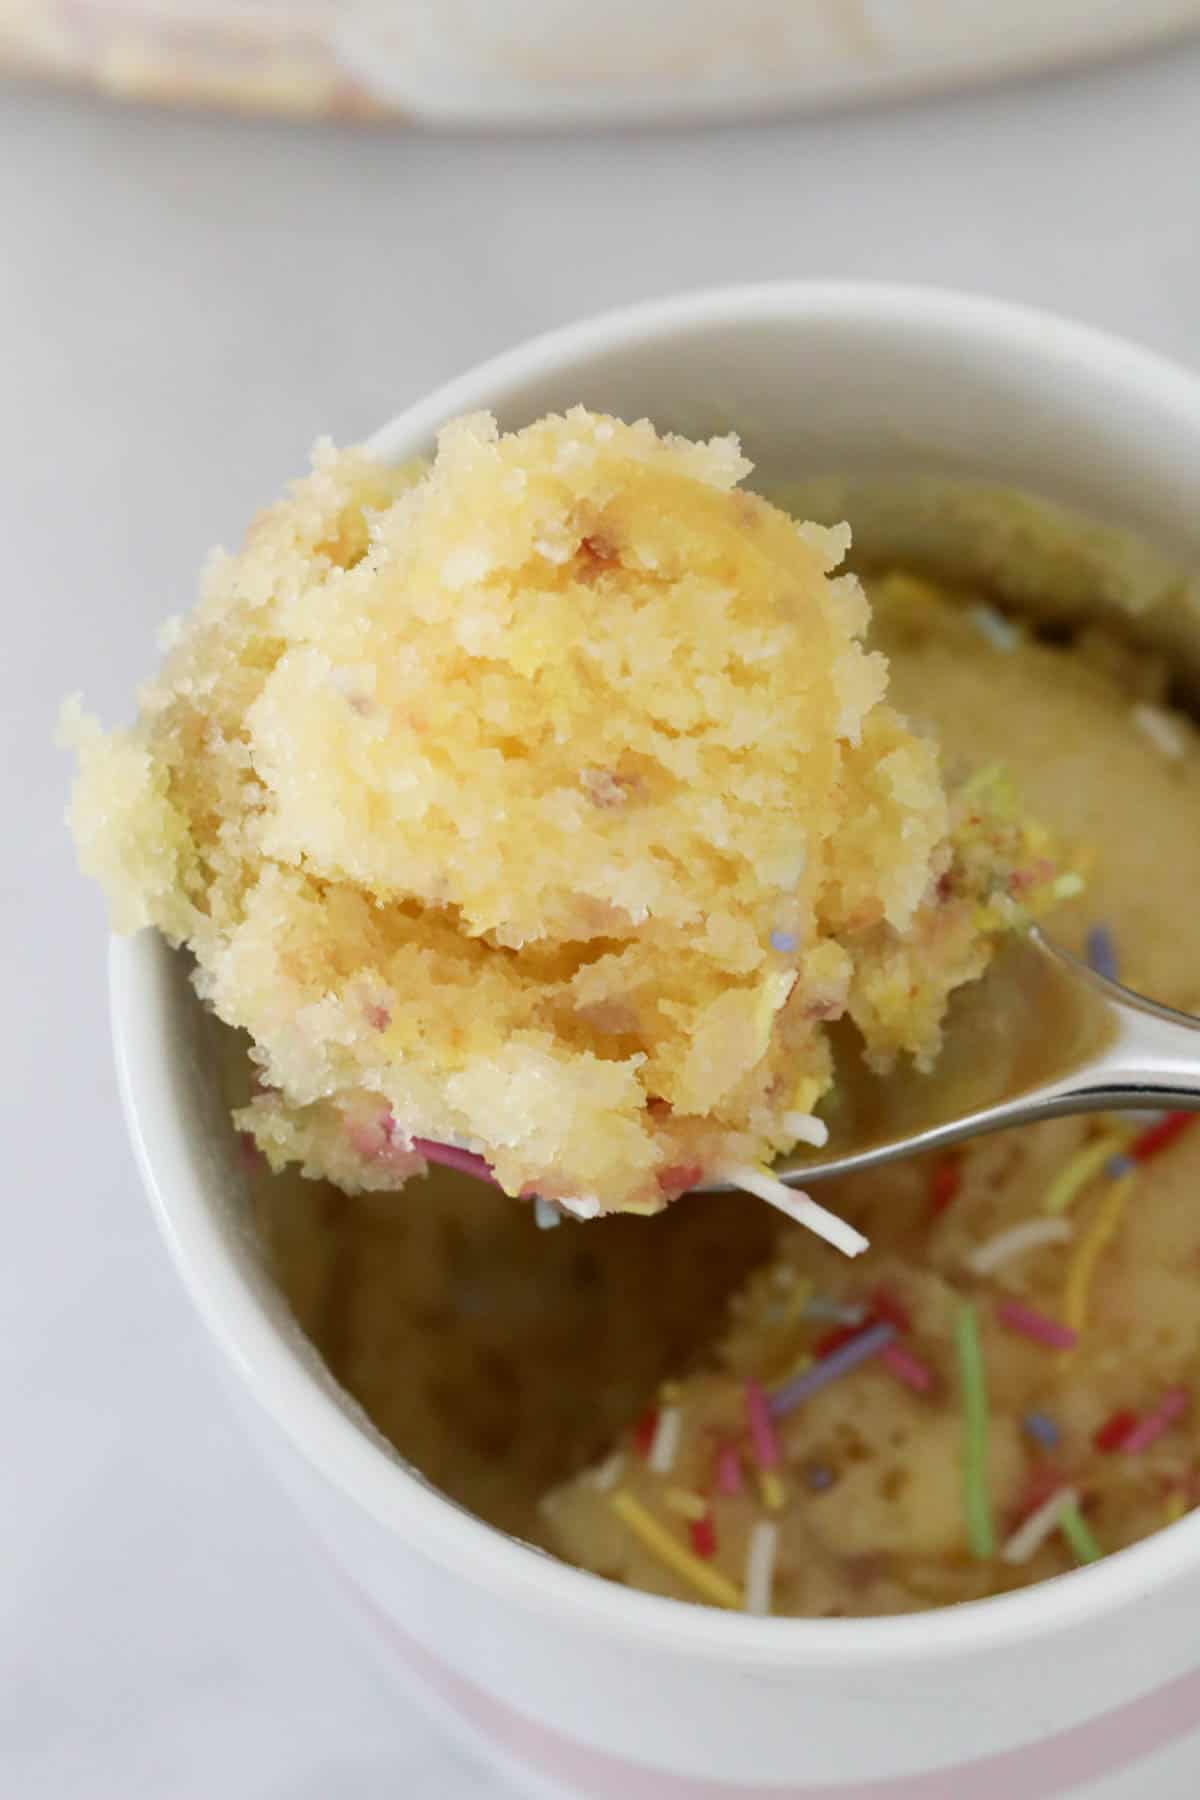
6,44 -> 1200,1798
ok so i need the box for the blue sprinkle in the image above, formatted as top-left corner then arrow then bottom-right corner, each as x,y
803,1463 -> 835,1492
1106,1154 -> 1135,1180
1023,1410 -> 1061,1449
770,929 -> 798,954
1085,925 -> 1119,984
533,1197 -> 561,1230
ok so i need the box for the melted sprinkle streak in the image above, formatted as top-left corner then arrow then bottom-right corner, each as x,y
1043,1133 -> 1130,1216
1122,1387 -> 1190,1455
745,1520 -> 779,1617
956,1303 -> 995,1559
1058,1498 -> 1104,1566
995,1298 -> 1078,1352
1023,1411 -> 1061,1448
768,1321 -> 895,1420
1085,925 -> 1118,983
744,1380 -> 781,1471
716,1444 -> 744,1497
609,1492 -> 742,1610
726,1164 -> 868,1258
965,1217 -> 1072,1275
647,1406 -> 683,1475
1063,1174 -> 1132,1334
1132,702 -> 1186,760
1003,1486 -> 1079,1565
880,1343 -> 935,1393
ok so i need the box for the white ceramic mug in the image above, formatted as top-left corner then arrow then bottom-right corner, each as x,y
111,285 -> 1200,1798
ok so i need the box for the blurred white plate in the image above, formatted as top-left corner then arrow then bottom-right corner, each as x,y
4,0 -> 1198,124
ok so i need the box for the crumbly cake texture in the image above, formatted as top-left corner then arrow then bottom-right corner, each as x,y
66,411 -> 1057,1216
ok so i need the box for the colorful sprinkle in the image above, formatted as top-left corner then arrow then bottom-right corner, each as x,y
1122,1387 -> 1191,1455
1062,1174 -> 1132,1334
1051,872 -> 1085,901
744,1519 -> 779,1616
881,1343 -> 936,1393
411,1137 -> 499,1185
768,1321 -> 896,1419
1057,1497 -> 1104,1565
647,1406 -> 683,1475
770,929 -> 799,954
663,1487 -> 709,1523
1132,701 -> 1186,760
802,1296 -> 869,1326
1164,1491 -> 1189,1526
803,1463 -> 835,1492
965,1218 -> 1072,1276
1093,1409 -> 1138,1453
867,1287 -> 912,1334
1105,1153 -> 1135,1179
780,1111 -> 829,1147
610,1491 -> 742,1609
969,602 -> 1019,652
745,1380 -> 782,1472
587,1450 -> 625,1492
1002,1485 -> 1079,1565
689,1514 -> 718,1559
1043,1132 -> 1130,1216
716,1443 -> 744,1497
995,1298 -> 1078,1352
533,1196 -> 561,1230
929,1156 -> 962,1217
758,1470 -> 787,1512
1085,925 -> 1118,983
955,1303 -> 995,1559
726,1164 -> 869,1259
1023,1411 -> 1061,1449
1129,1111 -> 1196,1164
632,1408 -> 660,1458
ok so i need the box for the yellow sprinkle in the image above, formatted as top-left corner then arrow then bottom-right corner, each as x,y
790,1077 -> 822,1116
1165,1491 -> 1188,1526
1043,1132 -> 1131,1217
768,1350 -> 814,1392
759,1470 -> 787,1512
663,1487 -> 709,1522
1062,1174 -> 1133,1334
610,1491 -> 742,1610
658,1381 -> 683,1404
1051,872 -> 1086,901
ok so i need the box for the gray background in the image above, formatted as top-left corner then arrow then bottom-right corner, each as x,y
5,42 -> 1200,1797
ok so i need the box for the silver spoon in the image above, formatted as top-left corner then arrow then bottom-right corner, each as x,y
702,928 -> 1200,1194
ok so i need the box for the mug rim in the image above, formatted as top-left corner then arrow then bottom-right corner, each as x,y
112,279 -> 1200,1669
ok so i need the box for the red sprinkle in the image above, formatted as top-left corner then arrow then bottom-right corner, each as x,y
880,1343 -> 935,1393
1129,1112 -> 1195,1163
1012,1464 -> 1067,1526
868,1287 -> 912,1334
411,1138 -> 499,1185
689,1515 -> 718,1559
1094,1409 -> 1138,1453
632,1409 -> 660,1458
929,1157 -> 962,1217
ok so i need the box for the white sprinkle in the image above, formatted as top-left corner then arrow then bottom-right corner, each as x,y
587,1450 -> 626,1493
647,1406 -> 683,1476
725,1165 -> 869,1258
1132,703 -> 1186,760
964,1217 -> 1072,1276
803,1297 -> 869,1325
1003,1486 -> 1079,1565
969,603 -> 1019,652
534,1197 -> 561,1231
559,1195 -> 602,1220
744,1520 -> 779,1616
781,1112 -> 829,1148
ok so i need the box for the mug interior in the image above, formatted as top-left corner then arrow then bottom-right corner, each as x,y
112,283 -> 1200,1666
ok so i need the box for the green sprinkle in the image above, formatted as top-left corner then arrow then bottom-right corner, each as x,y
955,1302 -> 995,1559
1058,1498 -> 1103,1566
